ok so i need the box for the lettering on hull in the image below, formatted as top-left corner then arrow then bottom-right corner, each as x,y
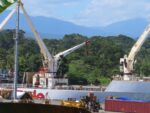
18,89 -> 47,99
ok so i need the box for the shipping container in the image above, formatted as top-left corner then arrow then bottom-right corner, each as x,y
105,99 -> 150,113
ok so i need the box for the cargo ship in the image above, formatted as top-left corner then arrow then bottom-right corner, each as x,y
0,1 -> 98,113
0,89 -> 100,113
104,11 -> 150,112
0,0 -> 105,104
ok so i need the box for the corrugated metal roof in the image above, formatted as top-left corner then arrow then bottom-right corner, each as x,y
105,80 -> 150,93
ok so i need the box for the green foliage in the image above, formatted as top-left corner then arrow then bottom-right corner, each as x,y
57,58 -> 69,77
140,58 -> 150,76
0,29 -> 42,72
0,30 -> 149,85
99,77 -> 111,85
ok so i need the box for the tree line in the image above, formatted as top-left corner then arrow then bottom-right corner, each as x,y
0,29 -> 149,85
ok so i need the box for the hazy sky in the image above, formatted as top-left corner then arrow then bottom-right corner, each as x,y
8,0 -> 150,27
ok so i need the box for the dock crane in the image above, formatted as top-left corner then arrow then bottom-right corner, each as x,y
120,24 -> 150,80
0,2 -> 89,77
20,3 -> 89,77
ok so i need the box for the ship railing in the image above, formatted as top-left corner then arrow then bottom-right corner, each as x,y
0,83 -> 33,89
0,83 -> 106,91
54,85 -> 106,91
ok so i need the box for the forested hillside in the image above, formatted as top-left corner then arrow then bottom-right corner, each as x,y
0,29 -> 150,85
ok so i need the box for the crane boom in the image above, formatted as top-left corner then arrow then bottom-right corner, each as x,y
54,41 -> 89,60
120,23 -> 150,80
20,3 -> 53,69
0,6 -> 17,32
127,24 -> 150,70
51,41 -> 89,77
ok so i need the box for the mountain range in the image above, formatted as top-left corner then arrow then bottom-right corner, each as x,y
0,10 -> 149,39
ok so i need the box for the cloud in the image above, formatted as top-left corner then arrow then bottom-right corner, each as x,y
7,0 -> 150,27
71,0 -> 150,26
20,0 -> 87,19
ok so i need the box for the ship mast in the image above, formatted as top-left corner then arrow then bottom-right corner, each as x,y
13,0 -> 20,101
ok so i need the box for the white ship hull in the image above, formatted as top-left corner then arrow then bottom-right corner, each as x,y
18,87 -> 102,101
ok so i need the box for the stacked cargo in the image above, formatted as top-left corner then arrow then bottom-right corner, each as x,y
105,99 -> 150,113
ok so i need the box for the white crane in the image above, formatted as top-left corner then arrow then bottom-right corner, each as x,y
0,1 -> 89,79
20,2 -> 89,77
1,1 -> 89,88
120,23 -> 150,80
